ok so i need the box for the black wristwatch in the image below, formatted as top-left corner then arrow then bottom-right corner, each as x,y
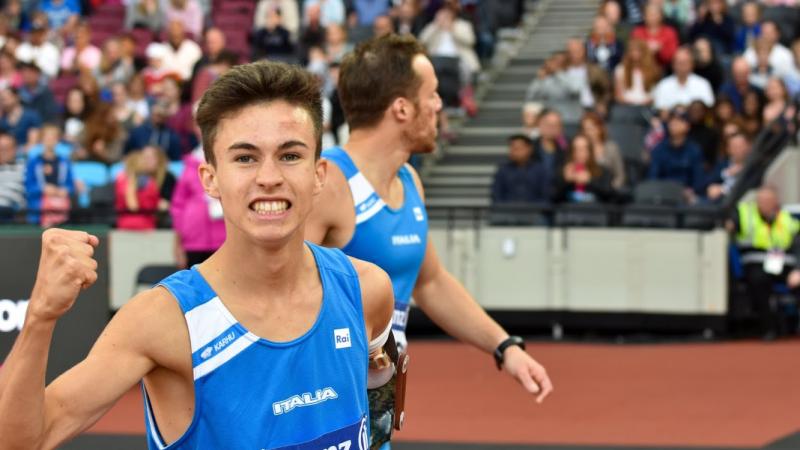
494,336 -> 525,370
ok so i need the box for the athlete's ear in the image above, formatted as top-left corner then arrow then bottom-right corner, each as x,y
199,161 -> 220,199
313,157 -> 327,196
390,96 -> 411,123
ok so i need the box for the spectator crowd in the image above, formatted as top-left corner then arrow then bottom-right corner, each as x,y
0,0 -> 513,266
492,0 -> 800,208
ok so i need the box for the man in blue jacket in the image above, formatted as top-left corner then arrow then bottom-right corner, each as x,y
648,108 -> 706,203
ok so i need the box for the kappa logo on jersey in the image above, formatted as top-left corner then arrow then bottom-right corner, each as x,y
391,234 -> 422,246
413,206 -> 425,222
334,328 -> 351,349
272,387 -> 338,415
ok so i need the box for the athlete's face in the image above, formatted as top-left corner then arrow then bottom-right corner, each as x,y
405,55 -> 442,154
199,101 -> 325,246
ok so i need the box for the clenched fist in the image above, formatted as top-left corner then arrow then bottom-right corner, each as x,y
28,229 -> 99,322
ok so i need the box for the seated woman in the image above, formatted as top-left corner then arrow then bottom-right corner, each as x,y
553,134 -> 615,203
115,145 -> 175,230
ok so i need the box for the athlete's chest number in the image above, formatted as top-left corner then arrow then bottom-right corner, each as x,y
324,441 -> 351,450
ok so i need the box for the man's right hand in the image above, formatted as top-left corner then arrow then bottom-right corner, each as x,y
28,229 -> 99,323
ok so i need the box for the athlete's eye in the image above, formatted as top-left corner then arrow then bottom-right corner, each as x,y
281,153 -> 301,162
235,155 -> 255,163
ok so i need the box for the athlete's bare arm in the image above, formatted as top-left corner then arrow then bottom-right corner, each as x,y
0,229 -> 189,450
306,160 -> 355,248
405,165 -> 554,403
351,258 -> 394,343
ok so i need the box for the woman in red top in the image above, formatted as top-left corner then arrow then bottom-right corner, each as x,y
115,145 -> 175,230
631,3 -> 680,68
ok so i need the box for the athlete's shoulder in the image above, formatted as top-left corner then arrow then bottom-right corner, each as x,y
402,162 -> 426,201
102,286 -> 189,369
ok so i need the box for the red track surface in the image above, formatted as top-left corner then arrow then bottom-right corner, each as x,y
88,339 -> 800,447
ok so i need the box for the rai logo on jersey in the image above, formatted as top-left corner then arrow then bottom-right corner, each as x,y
334,328 -> 351,349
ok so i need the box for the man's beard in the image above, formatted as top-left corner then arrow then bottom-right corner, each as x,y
404,110 -> 437,154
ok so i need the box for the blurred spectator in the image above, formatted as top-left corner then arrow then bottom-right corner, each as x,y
0,87 -> 41,147
142,43 -> 177,93
653,47 -> 715,112
396,0 -> 425,37
373,15 -> 394,38
686,100 -> 719,169
553,134 -> 615,203
730,186 -> 800,340
532,109 -> 567,189
164,0 -> 204,39
762,77 -> 789,124
193,27 -> 227,77
252,8 -> 295,61
115,145 -> 176,230
0,50 -> 21,91
159,77 -> 195,153
719,56 -> 762,113
192,49 -> 237,105
124,101 -> 183,161
3,0 -> 26,33
162,20 -> 203,82
60,22 -> 101,74
586,15 -> 623,72
298,2 -> 325,64
693,37 -> 723,93
648,109 -> 705,201
25,124 -> 74,226
40,0 -> 80,33
490,134 -> 548,204
14,15 -> 59,78
81,103 -> 125,163
631,3 -> 679,68
350,0 -> 389,28
707,132 -> 750,202
614,38 -> 660,106
601,0 -> 630,44
662,0 -> 694,31
522,101 -> 543,139
94,37 -> 135,90
28,120 -> 72,159
254,0 -> 300,41
713,97 -> 736,126
567,37 -> 610,115
0,132 -> 24,218
127,73 -> 151,122
171,145 -> 225,267
304,0 -> 346,28
580,111 -> 625,189
61,87 -> 87,149
18,62 -> 58,123
740,89 -> 764,138
419,4 -> 481,90
734,1 -> 761,54
126,0 -> 164,32
689,0 -> 735,55
324,23 -> 352,63
744,21 -> 795,78
111,82 -> 145,131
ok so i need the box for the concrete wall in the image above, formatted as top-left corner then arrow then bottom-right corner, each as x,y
108,227 -> 729,315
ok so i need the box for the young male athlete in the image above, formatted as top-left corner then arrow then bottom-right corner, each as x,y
306,35 -> 554,445
0,62 -> 395,450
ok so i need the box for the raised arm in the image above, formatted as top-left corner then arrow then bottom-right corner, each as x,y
0,229 -> 161,450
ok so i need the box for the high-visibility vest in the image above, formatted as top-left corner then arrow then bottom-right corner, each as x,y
736,202 -> 800,251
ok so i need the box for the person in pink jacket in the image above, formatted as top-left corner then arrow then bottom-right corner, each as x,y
169,146 -> 225,267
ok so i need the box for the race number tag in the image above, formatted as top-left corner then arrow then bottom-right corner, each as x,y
764,251 -> 785,275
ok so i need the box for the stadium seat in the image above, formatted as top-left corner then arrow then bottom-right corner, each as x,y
50,75 -> 78,105
72,161 -> 110,208
89,182 -> 116,225
553,203 -> 610,227
631,180 -> 685,206
168,161 -> 185,178
608,122 -> 647,161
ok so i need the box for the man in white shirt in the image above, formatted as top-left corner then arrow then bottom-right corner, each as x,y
744,20 -> 795,77
653,46 -> 715,112
162,19 -> 202,81
14,18 -> 60,79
